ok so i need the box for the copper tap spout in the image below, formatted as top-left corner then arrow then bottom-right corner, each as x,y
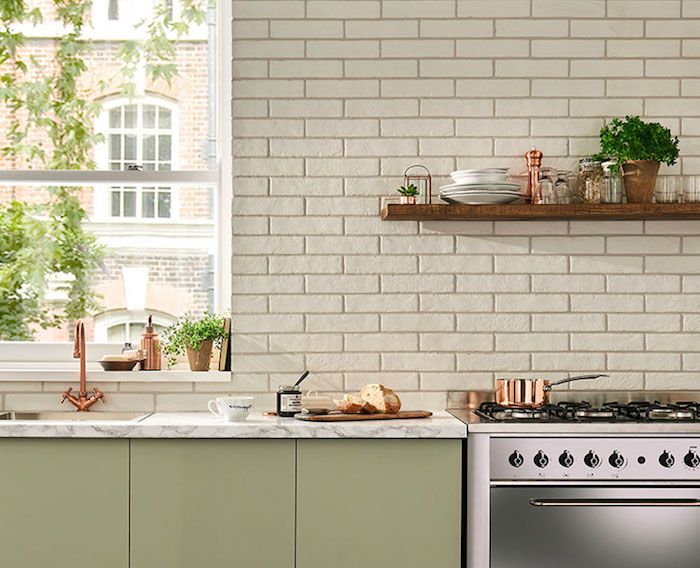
61,319 -> 106,411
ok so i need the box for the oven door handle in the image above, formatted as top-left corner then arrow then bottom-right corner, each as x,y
530,498 -> 700,507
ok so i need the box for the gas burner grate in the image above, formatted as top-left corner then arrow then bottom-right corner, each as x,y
475,402 -> 569,423
615,401 -> 700,421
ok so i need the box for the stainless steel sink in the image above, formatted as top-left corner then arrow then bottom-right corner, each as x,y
0,411 -> 152,422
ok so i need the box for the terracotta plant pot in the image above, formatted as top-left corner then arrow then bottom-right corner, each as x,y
621,160 -> 660,203
399,195 -> 417,204
186,339 -> 213,371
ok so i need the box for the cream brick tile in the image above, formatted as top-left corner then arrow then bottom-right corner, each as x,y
421,99 -> 494,117
381,235 -> 454,254
232,235 -> 304,254
496,294 -> 568,312
533,352 -> 607,371
232,1 -> 305,18
270,139 -> 342,157
458,352 -> 530,371
495,333 -> 569,351
307,235 -> 379,254
381,39 -> 454,58
495,98 -> 568,117
346,98 -> 419,117
571,59 -> 644,78
231,256 -> 267,274
532,236 -> 605,254
232,138 -> 268,157
681,158 -> 700,175
684,314 -> 700,331
346,20 -> 418,38
233,275 -> 304,294
270,372 -> 343,392
270,255 -> 343,274
607,0 -> 680,17
457,40 -> 529,60
381,313 -> 455,332
609,314 -> 681,332
345,255 -> 418,274
533,0 -> 605,16
232,40 -> 305,59
421,59 -> 493,78
421,332 -> 494,352
532,39 -> 605,58
269,177 -> 343,196
645,373 -> 700,391
571,294 -> 644,312
229,353 -> 306,373
608,39 -> 680,58
646,294 -> 700,312
571,333 -> 643,351
420,255 -> 493,274
570,373 -> 644,391
234,119 -> 304,138
346,60 -> 418,78
532,79 -> 604,97
684,354 -> 700,370
345,293 -> 419,312
399,392 -> 449,410
233,60 -> 268,79
421,372 -> 494,391
646,19 -> 700,38
381,117 -> 454,136
420,293 -> 493,314
570,256 -> 643,273
307,40 -> 380,59
456,78 -> 529,97
231,294 -> 268,313
458,274 -> 530,293
307,0 -> 380,18
307,275 -> 379,294
382,274 -> 455,293
233,314 -> 304,333
307,314 -> 379,333
306,158 -> 380,177
157,393 -> 274,412
682,39 -> 700,57
569,19 -> 643,38
646,98 -> 700,117
646,60 -> 700,78
457,313 -> 530,332
306,118 -> 379,137
346,372 -> 419,391
458,0 -> 531,17
307,79 -> 379,98
231,334 -> 268,354
381,79 -> 455,98
495,255 -> 568,273
270,20 -> 343,38
609,352 -> 681,371
306,353 -> 380,371
235,197 -> 304,217
533,313 -> 606,332
495,221 -> 568,235
568,137 -> 601,156
608,275 -> 680,293
422,220 -> 494,235
646,256 -> 700,274
681,80 -> 700,96
232,20 -> 269,39
6,394 -> 155,412
420,138 -> 492,156
456,118 -> 529,136
347,137 -> 418,156
345,217 -> 419,235
684,0 -> 700,16
455,235 -> 528,254
608,236 -> 680,254
607,79 -> 679,97
420,20 -> 494,38
271,217 -> 343,235
270,60 -> 342,78
383,352 -> 455,372
233,215 -> 269,234
683,275 -> 700,292
233,157 -> 304,177
122,383 -> 193,393
383,0 -> 455,17
232,99 -> 268,118
569,98 -> 644,117
496,59 -> 568,77
268,333 -> 343,353
496,19 -> 568,37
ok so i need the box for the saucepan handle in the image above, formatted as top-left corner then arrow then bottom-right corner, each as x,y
543,374 -> 609,392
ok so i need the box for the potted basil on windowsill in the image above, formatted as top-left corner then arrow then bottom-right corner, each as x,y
596,116 -> 680,203
160,312 -> 227,371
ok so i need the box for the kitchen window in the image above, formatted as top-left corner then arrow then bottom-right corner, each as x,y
0,0 -> 232,374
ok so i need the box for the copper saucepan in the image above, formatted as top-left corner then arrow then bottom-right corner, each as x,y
495,374 -> 609,408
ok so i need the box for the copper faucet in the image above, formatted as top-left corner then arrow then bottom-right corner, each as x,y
61,319 -> 106,411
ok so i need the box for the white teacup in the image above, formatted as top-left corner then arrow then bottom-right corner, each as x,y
208,396 -> 254,422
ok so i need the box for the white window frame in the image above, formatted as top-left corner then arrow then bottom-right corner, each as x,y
0,0 -> 232,379
94,309 -> 177,342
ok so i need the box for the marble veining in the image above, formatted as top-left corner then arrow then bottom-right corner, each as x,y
0,411 -> 467,439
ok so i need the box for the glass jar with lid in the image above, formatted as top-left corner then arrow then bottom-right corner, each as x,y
577,158 -> 604,204
601,161 -> 624,204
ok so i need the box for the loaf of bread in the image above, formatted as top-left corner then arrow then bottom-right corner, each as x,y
333,394 -> 377,414
360,384 -> 401,414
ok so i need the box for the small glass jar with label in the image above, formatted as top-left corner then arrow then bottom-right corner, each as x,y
277,385 -> 302,417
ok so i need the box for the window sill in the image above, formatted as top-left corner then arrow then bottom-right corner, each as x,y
0,370 -> 232,382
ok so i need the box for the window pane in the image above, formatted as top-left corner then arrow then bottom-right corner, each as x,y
142,191 -> 155,218
158,191 -> 171,218
109,134 -> 122,161
158,108 -> 172,129
124,135 -> 137,162
124,105 -> 137,129
158,135 -> 171,162
107,324 -> 125,343
109,108 -> 121,128
143,105 -> 156,129
143,135 -> 155,161
123,191 -> 136,217
111,190 -> 121,216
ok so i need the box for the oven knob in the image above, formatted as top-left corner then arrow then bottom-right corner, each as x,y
584,451 -> 601,468
508,450 -> 524,468
608,451 -> 626,469
558,450 -> 574,468
684,450 -> 700,468
534,450 -> 549,468
659,450 -> 675,468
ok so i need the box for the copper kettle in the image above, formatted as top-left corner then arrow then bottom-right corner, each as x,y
495,374 -> 608,408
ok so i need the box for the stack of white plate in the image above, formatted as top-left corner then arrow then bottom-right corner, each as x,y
440,168 -> 522,205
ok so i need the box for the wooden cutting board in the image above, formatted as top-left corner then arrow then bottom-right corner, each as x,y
295,410 -> 432,422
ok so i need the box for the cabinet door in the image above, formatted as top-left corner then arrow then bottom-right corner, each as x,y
0,439 -> 128,568
130,439 -> 295,568
297,439 -> 462,568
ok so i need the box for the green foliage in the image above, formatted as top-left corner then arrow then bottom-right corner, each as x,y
160,312 -> 227,368
596,115 -> 680,173
397,184 -> 419,196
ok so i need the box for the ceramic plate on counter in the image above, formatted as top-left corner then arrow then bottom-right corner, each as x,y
450,168 -> 509,185
441,193 -> 521,205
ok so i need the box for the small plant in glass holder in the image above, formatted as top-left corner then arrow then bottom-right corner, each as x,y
403,164 -> 432,204
397,184 -> 419,204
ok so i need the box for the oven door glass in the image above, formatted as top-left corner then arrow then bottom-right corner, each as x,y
491,486 -> 700,568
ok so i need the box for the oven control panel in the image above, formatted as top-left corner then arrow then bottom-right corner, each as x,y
491,438 -> 700,480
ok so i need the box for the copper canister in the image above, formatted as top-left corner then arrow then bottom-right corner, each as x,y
140,316 -> 162,370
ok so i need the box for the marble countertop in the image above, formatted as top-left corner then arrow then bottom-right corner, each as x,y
0,411 -> 467,439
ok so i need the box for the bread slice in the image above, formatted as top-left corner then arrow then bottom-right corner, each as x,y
333,394 -> 377,414
360,384 -> 401,414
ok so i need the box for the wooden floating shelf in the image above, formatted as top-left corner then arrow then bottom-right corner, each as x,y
381,203 -> 700,222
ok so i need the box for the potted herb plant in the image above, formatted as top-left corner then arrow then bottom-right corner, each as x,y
397,183 -> 419,204
597,116 -> 680,203
160,312 -> 227,371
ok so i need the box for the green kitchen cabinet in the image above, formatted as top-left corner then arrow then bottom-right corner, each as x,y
0,439 -> 129,568
130,439 -> 295,568
296,439 -> 462,568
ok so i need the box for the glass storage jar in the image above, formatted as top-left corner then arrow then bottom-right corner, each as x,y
577,158 -> 604,204
601,162 -> 624,204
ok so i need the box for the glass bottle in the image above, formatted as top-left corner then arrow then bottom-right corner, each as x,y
555,172 -> 572,204
535,168 -> 555,204
577,158 -> 604,204
601,161 -> 624,204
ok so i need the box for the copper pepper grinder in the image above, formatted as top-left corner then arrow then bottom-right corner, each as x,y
525,147 -> 543,204
140,315 -> 162,371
